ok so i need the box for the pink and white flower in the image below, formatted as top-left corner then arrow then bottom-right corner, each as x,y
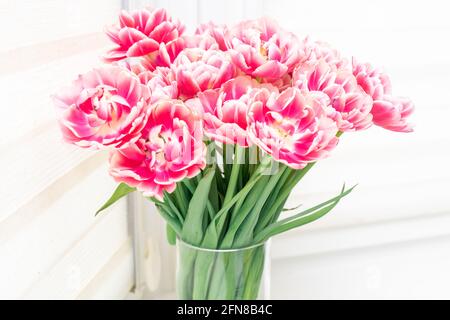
352,58 -> 392,100
109,99 -> 206,200
228,18 -> 302,80
121,60 -> 179,102
53,66 -> 150,148
147,68 -> 179,103
352,59 -> 414,132
371,96 -> 414,132
197,76 -> 275,146
142,34 -> 218,71
104,8 -> 185,62
303,38 -> 348,69
247,87 -> 339,169
294,60 -> 373,131
195,22 -> 230,51
173,48 -> 236,99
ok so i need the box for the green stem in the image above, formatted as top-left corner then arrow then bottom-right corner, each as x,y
174,185 -> 188,216
223,145 -> 244,205
223,143 -> 232,185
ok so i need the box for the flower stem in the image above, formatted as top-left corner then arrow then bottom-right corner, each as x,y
223,145 -> 245,205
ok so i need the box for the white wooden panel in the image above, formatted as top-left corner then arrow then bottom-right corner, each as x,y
129,0 -> 199,31
0,125 -> 94,222
263,0 -> 450,68
0,157 -> 127,299
286,134 -> 450,196
286,178 -> 450,231
272,234 -> 450,299
0,0 -> 121,52
0,33 -> 108,76
262,0 -> 450,29
23,215 -> 129,299
242,0 -> 267,19
0,49 -> 108,147
0,0 -> 134,301
197,0 -> 246,24
141,201 -> 177,297
231,0 -> 450,300
272,210 -> 450,260
76,241 -> 134,300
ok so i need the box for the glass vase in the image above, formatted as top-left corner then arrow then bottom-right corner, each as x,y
176,239 -> 271,300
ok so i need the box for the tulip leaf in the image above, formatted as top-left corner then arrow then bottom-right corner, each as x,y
254,184 -> 356,243
223,146 -> 245,205
182,167 -> 216,246
220,175 -> 271,248
166,224 -> 177,246
163,191 -> 185,224
231,165 -> 287,247
95,183 -> 136,216
253,163 -> 315,231
201,172 -> 264,249
282,204 -> 303,212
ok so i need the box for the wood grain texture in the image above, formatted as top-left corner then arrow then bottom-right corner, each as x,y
272,233 -> 450,299
0,158 -> 128,299
76,240 -> 134,300
0,0 -> 132,299
0,0 -> 121,52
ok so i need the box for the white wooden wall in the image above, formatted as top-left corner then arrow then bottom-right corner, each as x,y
2,0 -> 449,300
262,0 -> 450,299
139,0 -> 450,299
0,0 -> 134,299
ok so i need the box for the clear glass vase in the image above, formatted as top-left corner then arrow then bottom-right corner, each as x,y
176,239 -> 271,300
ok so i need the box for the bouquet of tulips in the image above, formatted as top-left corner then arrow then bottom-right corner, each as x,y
53,7 -> 414,299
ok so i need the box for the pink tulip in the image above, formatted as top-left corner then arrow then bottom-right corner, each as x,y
260,73 -> 292,91
109,99 -> 206,200
247,87 -> 339,169
352,58 -> 392,100
195,22 -> 230,51
353,59 -> 414,132
294,60 -> 373,131
228,18 -> 302,80
104,8 -> 185,62
197,76 -> 275,146
142,34 -> 219,71
303,38 -> 348,69
147,68 -> 179,103
121,61 -> 178,102
53,66 -> 150,148
371,96 -> 414,132
173,48 -> 236,99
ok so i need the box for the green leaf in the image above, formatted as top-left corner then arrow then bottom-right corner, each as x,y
166,224 -> 177,246
254,184 -> 356,242
282,204 -> 303,212
220,175 -> 271,248
254,166 -> 292,230
95,183 -> 135,216
223,145 -> 245,205
163,192 -> 184,224
182,178 -> 196,194
183,176 -> 217,222
201,174 -> 264,249
174,185 -> 189,216
222,143 -> 233,185
209,174 -> 220,213
232,165 -> 287,247
155,204 -> 182,234
253,164 -> 314,230
200,158 -> 272,249
182,167 -> 216,246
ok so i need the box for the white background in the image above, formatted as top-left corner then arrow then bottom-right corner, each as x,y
1,0 -> 449,299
